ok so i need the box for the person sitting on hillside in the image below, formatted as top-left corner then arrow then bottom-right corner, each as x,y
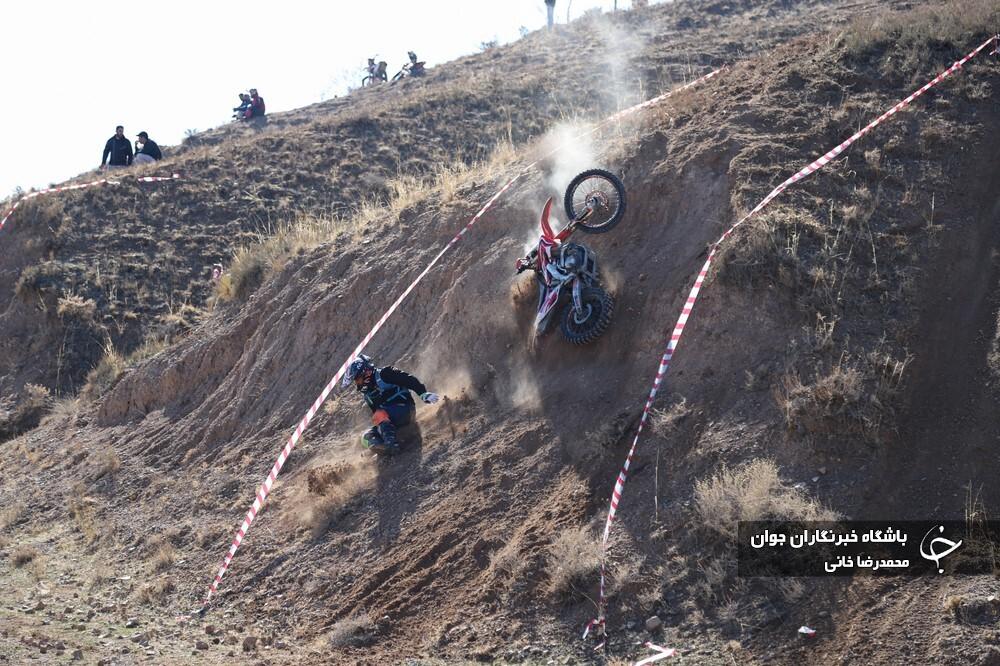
232,93 -> 251,119
364,58 -> 388,85
342,354 -> 439,456
406,50 -> 425,77
244,88 -> 265,120
100,125 -> 133,169
132,131 -> 162,164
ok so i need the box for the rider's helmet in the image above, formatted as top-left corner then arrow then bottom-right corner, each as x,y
408,51 -> 418,64
343,354 -> 375,388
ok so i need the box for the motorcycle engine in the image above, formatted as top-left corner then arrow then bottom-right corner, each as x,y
561,244 -> 586,273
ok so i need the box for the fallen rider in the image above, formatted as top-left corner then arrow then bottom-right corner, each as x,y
342,355 -> 439,455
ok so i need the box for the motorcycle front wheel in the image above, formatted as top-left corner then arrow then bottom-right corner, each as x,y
563,168 -> 626,234
561,286 -> 614,344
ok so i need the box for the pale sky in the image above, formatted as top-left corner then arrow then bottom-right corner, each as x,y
0,0 -> 651,199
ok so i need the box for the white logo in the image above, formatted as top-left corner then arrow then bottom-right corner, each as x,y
919,525 -> 962,573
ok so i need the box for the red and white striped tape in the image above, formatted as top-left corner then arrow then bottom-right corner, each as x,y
136,173 -> 182,183
0,173 -> 181,233
585,34 -> 999,644
635,642 -> 676,666
197,69 -> 724,614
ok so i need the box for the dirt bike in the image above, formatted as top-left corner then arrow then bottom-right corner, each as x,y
362,60 -> 388,86
515,168 -> 626,344
390,61 -> 426,83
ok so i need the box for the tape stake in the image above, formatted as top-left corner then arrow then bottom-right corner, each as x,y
197,70 -> 727,614
585,34 -> 999,639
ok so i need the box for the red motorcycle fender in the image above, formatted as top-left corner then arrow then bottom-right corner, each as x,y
539,198 -> 556,241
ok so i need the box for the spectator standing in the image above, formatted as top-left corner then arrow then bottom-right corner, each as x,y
101,125 -> 133,169
545,0 -> 556,29
133,131 -> 162,164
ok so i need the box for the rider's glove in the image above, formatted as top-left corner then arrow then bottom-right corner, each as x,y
515,258 -> 529,273
420,392 -> 440,404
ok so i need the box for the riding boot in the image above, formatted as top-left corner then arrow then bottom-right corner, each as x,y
377,420 -> 400,455
361,426 -> 383,450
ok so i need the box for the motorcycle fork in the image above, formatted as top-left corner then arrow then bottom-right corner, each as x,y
571,277 -> 583,315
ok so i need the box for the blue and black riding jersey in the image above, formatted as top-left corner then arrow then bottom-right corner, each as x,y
357,366 -> 427,411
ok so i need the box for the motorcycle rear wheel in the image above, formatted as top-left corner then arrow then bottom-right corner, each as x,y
563,168 -> 626,234
561,286 -> 614,344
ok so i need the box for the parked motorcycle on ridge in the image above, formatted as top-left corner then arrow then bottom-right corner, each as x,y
363,57 -> 388,86
515,168 -> 627,344
391,51 -> 426,83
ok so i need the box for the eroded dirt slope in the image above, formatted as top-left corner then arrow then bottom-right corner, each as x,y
2,1 -> 999,665
0,0 -> 880,428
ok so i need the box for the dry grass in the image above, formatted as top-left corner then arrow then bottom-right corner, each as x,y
14,262 -> 65,301
195,524 -> 222,548
42,396 -> 81,426
56,295 -> 97,322
693,557 -> 729,603
943,594 -> 964,615
91,449 -> 122,481
688,461 -> 837,616
81,331 -> 178,401
328,612 -> 374,648
11,545 -> 40,567
587,410 -> 635,449
0,502 -> 25,531
694,459 -> 838,540
68,485 -> 100,545
127,335 -> 171,366
137,577 -> 175,605
651,397 -> 690,434
0,384 -> 52,439
545,524 -> 601,598
216,134 -> 519,303
88,562 -> 114,589
150,541 -> 177,573
780,346 -> 910,443
780,363 -> 862,432
489,540 -> 534,597
216,214 -> 350,302
81,340 -> 126,401
841,1 -> 1000,60
21,382 -> 50,408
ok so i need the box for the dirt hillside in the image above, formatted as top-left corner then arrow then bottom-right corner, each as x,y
2,1 -> 999,665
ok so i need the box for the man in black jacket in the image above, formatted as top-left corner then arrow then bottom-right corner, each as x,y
133,131 -> 162,164
342,354 -> 439,455
101,125 -> 133,169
